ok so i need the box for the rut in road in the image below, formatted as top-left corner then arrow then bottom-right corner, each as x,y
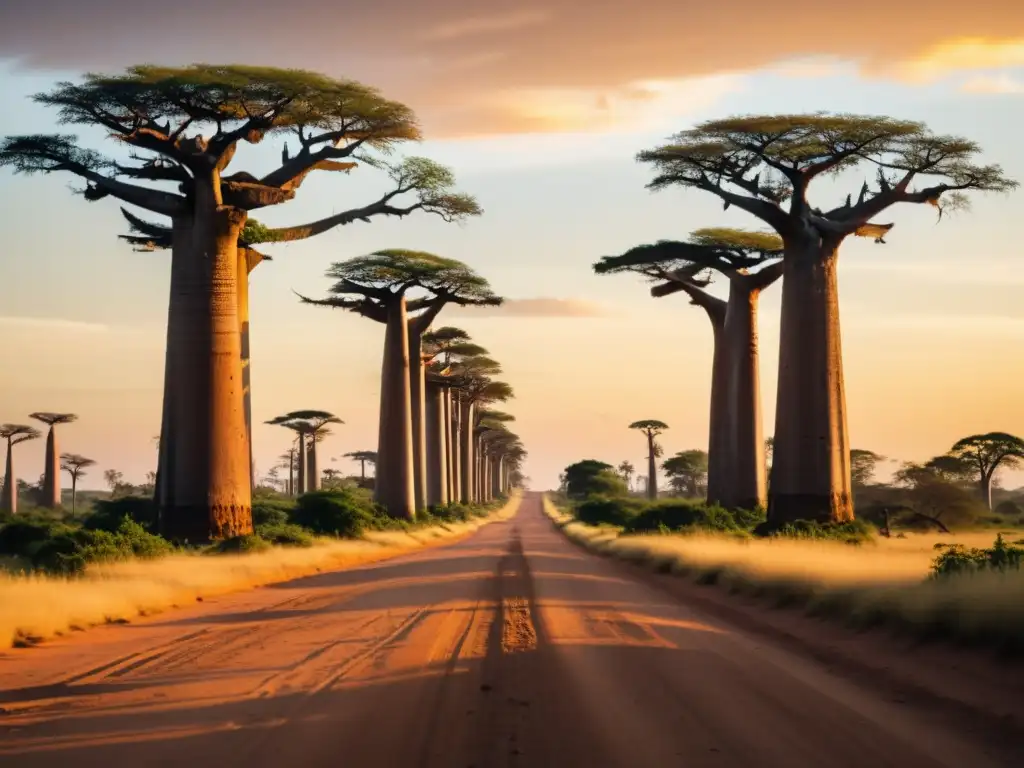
0,493 -> 1021,768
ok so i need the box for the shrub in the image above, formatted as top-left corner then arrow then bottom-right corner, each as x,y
84,496 -> 159,533
0,519 -> 74,558
576,497 -> 642,527
26,518 -> 173,574
931,534 -> 1024,578
291,490 -> 379,538
255,522 -> 314,547
212,534 -> 273,554
252,498 -> 295,527
759,518 -> 876,544
995,500 -> 1023,518
623,501 -> 744,535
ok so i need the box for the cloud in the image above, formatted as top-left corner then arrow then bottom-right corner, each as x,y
961,72 -> 1024,94
419,9 -> 550,41
450,298 -> 610,318
2,3 -> 1024,136
0,316 -> 109,333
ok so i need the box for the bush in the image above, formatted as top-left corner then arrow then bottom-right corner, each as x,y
212,534 -> 273,554
252,498 -> 295,527
931,533 -> 1024,578
0,518 -> 75,558
84,496 -> 159,533
25,517 -> 173,574
995,500 -> 1023,518
576,497 -> 642,527
759,518 -> 876,544
291,490 -> 380,538
623,501 -> 745,535
255,522 -> 314,547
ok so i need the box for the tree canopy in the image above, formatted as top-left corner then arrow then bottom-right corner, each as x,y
850,449 -> 886,486
630,420 -> 668,436
662,450 -> 709,497
638,113 -> 1016,239
29,412 -> 78,426
950,433 -> 1024,479
267,410 -> 342,437
1,424 -> 41,444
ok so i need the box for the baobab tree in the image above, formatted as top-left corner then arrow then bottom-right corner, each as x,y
638,114 -> 1015,523
1,65 -> 479,541
596,229 -> 783,510
266,411 -> 342,493
1,424 -> 41,514
299,251 -> 500,519
344,451 -> 378,482
617,461 -> 636,492
29,412 -> 78,509
948,432 -> 1024,509
447,358 -> 513,504
60,453 -> 96,515
630,420 -> 667,500
267,418 -> 313,496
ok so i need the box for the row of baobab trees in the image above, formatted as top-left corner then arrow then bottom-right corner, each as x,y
595,115 -> 1015,524
1,415 -> 96,515
0,65 -> 528,540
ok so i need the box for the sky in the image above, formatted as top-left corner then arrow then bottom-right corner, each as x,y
1,2 -> 1023,492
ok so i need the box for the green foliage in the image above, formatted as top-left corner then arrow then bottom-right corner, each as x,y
254,522 -> 314,548
251,498 -> 296,527
995,500 -> 1023,517
594,230 -> 781,279
84,495 -> 159,533
15,517 -> 173,575
563,460 -> 627,499
759,518 -> 876,544
623,501 -> 756,536
212,534 -> 273,555
662,450 -> 709,497
577,498 -> 644,527
931,534 -> 1024,578
291,490 -> 380,538
850,449 -> 885,486
629,420 -> 668,432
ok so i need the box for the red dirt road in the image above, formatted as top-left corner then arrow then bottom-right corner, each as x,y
0,493 -> 1019,767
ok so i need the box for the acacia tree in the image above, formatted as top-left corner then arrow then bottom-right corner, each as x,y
29,412 -> 78,509
1,65 -> 479,541
300,251 -> 499,518
344,450 -> 378,482
618,461 -> 636,491
597,229 -> 783,510
850,449 -> 886,487
267,411 -> 342,493
639,114 -> 1016,523
1,425 -> 41,514
949,433 -> 1024,509
630,420 -> 667,500
662,450 -> 709,498
60,453 -> 96,515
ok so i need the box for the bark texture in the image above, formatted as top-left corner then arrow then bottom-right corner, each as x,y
307,440 -> 318,492
458,400 -> 475,504
768,242 -> 853,524
43,427 -> 60,508
646,433 -> 658,500
425,381 -> 448,507
375,298 -> 416,519
296,436 -> 306,497
159,195 -> 253,542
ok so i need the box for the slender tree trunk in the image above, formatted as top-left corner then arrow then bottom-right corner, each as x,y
704,319 -> 732,507
980,471 -> 994,510
459,400 -> 475,504
296,435 -> 306,497
425,381 -> 448,507
375,297 -> 416,519
360,459 -> 366,481
647,434 -> 658,500
287,449 -> 295,496
71,474 -> 78,516
42,425 -> 60,508
237,249 -> 255,496
2,439 -> 14,515
450,392 -> 461,504
768,241 -> 853,524
441,388 -> 452,503
307,439 -> 319,492
408,334 -> 428,512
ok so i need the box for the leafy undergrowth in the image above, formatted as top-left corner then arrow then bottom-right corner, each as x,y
544,495 -> 1024,653
0,493 -> 520,649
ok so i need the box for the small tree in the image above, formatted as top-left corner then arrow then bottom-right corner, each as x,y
629,421 -> 668,500
949,433 -> 1024,510
29,412 -> 78,509
344,451 -> 378,482
639,114 -> 1016,524
662,450 -> 709,498
850,449 -> 886,487
266,411 -> 342,493
103,468 -> 124,494
617,460 -> 636,491
60,453 -> 96,515
563,460 -> 625,499
1,425 -> 42,514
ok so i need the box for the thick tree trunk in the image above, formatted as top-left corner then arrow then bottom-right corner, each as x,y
459,400 -> 475,504
71,475 -> 78,516
705,321 -> 730,507
237,249 -> 255,495
408,336 -> 428,512
647,434 -> 658,500
768,241 -> 853,524
287,453 -> 294,496
307,439 -> 319,492
375,298 -> 416,519
43,426 -> 60,508
721,275 -> 769,511
441,389 -> 452,503
296,435 -> 306,496
2,439 -> 14,515
450,393 -> 461,504
425,381 -> 448,507
160,196 -> 252,542
980,472 -> 993,510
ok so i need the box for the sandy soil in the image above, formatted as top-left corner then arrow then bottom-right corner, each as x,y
0,493 -> 1020,767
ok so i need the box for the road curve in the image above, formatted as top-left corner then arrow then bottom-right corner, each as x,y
0,493 -> 1018,767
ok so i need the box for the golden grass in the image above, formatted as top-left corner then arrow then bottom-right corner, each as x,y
0,494 -> 521,649
543,496 -> 1024,650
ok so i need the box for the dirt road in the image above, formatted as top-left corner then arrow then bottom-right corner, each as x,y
0,493 -> 1019,767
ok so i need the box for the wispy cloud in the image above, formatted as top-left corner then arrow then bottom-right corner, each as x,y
420,9 -> 550,42
961,72 -> 1024,94
450,298 -> 610,318
892,37 -> 1024,81
0,316 -> 109,333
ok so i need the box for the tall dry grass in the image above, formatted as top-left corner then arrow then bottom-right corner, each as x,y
543,496 -> 1024,650
0,494 -> 520,649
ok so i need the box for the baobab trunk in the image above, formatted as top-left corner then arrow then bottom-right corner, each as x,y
646,434 -> 658,500
2,440 -> 14,514
459,400 -> 475,504
451,394 -> 462,504
43,426 -> 60,508
161,194 -> 253,542
237,249 -> 257,496
425,381 -> 448,507
442,389 -> 454,502
70,474 -> 78,516
375,298 -> 416,519
296,435 -> 306,496
307,439 -> 319,492
768,242 -> 853,524
287,449 -> 295,496
705,319 -> 731,507
408,338 -> 428,512
980,472 -> 994,510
